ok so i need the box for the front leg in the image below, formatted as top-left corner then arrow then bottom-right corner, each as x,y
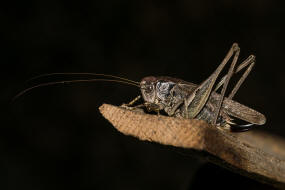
125,95 -> 141,107
121,95 -> 141,107
121,95 -> 145,113
144,102 -> 161,115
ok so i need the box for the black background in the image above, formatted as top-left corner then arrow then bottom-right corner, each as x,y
2,1 -> 284,189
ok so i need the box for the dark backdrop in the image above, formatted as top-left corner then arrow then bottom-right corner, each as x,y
1,1 -> 284,190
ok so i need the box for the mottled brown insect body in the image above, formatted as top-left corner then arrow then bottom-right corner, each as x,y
139,44 -> 266,131
15,43 -> 266,132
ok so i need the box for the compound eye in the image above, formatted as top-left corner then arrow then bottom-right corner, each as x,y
143,84 -> 154,94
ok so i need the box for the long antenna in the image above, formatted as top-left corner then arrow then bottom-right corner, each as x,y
26,73 -> 140,85
13,78 -> 139,101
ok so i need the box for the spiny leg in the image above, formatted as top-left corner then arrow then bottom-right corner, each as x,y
228,55 -> 255,99
229,56 -> 256,131
184,43 -> 240,119
213,55 -> 256,131
144,102 -> 161,115
212,44 -> 240,124
122,95 -> 161,115
121,95 -> 144,110
125,95 -> 141,106
214,55 -> 255,99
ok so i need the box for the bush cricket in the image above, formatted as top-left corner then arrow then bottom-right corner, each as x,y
15,43 -> 266,132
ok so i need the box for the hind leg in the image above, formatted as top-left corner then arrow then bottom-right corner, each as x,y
213,55 -> 256,131
214,55 -> 255,99
183,43 -> 240,122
